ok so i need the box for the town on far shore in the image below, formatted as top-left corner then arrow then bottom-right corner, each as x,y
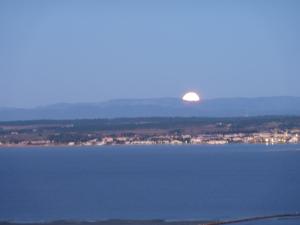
0,116 -> 299,147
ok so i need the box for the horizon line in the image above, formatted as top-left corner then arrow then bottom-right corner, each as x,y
1,95 -> 300,109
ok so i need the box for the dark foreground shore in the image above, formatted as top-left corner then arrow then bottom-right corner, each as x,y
1,214 -> 300,225
0,221 -> 211,225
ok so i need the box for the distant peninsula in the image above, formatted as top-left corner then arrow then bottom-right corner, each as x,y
0,116 -> 299,147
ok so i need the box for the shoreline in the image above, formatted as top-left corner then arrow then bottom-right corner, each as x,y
0,220 -> 211,225
0,142 -> 299,148
1,213 -> 300,225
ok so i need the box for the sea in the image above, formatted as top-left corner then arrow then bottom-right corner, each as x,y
0,144 -> 300,225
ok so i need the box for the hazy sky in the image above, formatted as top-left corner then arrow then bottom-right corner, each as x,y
1,0 -> 300,107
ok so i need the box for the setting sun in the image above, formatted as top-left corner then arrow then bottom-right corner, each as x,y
182,92 -> 200,102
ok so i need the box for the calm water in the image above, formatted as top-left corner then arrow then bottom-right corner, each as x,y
0,145 -> 300,224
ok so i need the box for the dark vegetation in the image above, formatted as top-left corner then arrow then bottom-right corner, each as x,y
0,116 -> 300,144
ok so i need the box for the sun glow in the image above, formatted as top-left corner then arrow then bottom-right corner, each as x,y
182,92 -> 200,102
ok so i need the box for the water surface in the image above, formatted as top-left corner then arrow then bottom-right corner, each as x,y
0,144 -> 299,224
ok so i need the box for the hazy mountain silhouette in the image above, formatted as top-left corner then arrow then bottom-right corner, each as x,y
1,96 -> 300,121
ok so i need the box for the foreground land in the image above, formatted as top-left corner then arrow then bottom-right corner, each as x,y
0,116 -> 299,146
0,221 -> 207,225
1,213 -> 300,225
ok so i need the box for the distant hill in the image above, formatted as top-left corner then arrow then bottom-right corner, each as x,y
1,96 -> 300,121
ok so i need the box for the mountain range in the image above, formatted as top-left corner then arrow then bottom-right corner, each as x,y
1,96 -> 300,121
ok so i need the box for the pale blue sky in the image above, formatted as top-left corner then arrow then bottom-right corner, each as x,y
1,0 -> 300,107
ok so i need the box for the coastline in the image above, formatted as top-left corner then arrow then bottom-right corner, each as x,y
0,142 -> 298,148
1,213 -> 300,225
1,116 -> 299,148
0,220 -> 210,225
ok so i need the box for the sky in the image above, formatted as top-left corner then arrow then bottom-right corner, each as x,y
0,0 -> 300,108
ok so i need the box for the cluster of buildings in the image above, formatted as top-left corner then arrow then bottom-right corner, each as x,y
1,130 -> 299,147
70,131 -> 299,146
